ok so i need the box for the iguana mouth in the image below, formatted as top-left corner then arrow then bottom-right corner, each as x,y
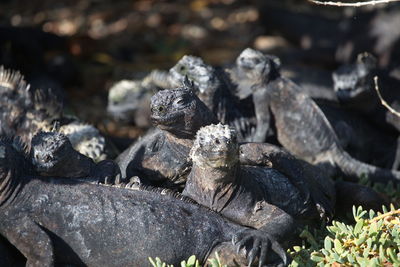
335,86 -> 370,101
151,112 -> 184,127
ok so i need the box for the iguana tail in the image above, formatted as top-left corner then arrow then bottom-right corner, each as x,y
333,148 -> 400,184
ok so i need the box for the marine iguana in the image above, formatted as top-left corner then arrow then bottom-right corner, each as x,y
0,137 -> 286,267
0,66 -> 107,162
30,131 -> 119,183
332,53 -> 400,169
116,81 -> 219,187
229,48 -> 400,184
183,124 -> 320,245
169,55 -> 256,141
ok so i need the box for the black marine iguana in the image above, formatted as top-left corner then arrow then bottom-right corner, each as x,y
169,55 -> 256,141
30,131 -> 119,183
0,66 -> 107,162
182,124 -> 321,245
116,81 -> 219,187
230,48 -> 400,184
332,52 -> 400,170
0,136 -> 285,267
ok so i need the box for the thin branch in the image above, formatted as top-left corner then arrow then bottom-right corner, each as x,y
374,76 -> 400,118
308,0 -> 400,6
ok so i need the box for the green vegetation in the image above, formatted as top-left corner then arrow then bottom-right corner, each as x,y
289,205 -> 400,267
149,253 -> 227,267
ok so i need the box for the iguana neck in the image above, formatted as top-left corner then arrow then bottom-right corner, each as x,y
165,132 -> 194,148
0,167 -> 24,208
184,163 -> 240,213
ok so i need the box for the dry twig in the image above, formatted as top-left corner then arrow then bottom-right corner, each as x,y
374,76 -> 400,118
308,0 -> 400,6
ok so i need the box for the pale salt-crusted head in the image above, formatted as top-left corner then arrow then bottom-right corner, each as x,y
107,80 -> 146,121
229,48 -> 281,99
169,55 -> 218,94
190,123 -> 239,168
108,80 -> 143,103
235,48 -> 281,81
332,52 -> 377,101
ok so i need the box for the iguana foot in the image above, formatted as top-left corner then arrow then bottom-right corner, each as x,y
232,229 -> 288,267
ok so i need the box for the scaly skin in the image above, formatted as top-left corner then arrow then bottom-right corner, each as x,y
107,70 -> 172,127
183,124 -> 321,250
333,53 -> 400,170
0,137 -> 281,267
169,55 -> 255,141
30,131 -> 119,183
0,66 -> 107,162
117,82 -> 328,202
116,82 -> 218,186
231,48 -> 400,184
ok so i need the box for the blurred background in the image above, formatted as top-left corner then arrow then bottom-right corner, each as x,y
1,0 -> 399,138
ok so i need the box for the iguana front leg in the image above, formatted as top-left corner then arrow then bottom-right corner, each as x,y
239,142 -> 335,220
92,159 -> 121,185
1,217 -> 54,267
252,88 -> 272,142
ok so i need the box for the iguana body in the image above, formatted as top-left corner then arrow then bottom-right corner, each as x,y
30,131 -> 119,183
231,48 -> 400,184
0,137 -> 283,267
183,124 -> 321,245
318,103 -> 396,168
333,53 -> 400,169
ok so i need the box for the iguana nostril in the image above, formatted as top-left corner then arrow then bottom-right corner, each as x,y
158,106 -> 164,112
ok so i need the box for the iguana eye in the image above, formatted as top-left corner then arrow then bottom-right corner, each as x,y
252,58 -> 261,65
179,65 -> 186,72
174,97 -> 185,106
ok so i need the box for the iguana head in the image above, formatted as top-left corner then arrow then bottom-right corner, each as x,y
190,123 -> 239,169
230,48 -> 281,98
30,131 -> 93,177
150,82 -> 218,139
169,55 -> 220,109
332,53 -> 377,102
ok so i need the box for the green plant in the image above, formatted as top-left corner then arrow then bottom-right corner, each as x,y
149,253 -> 227,267
289,205 -> 400,267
